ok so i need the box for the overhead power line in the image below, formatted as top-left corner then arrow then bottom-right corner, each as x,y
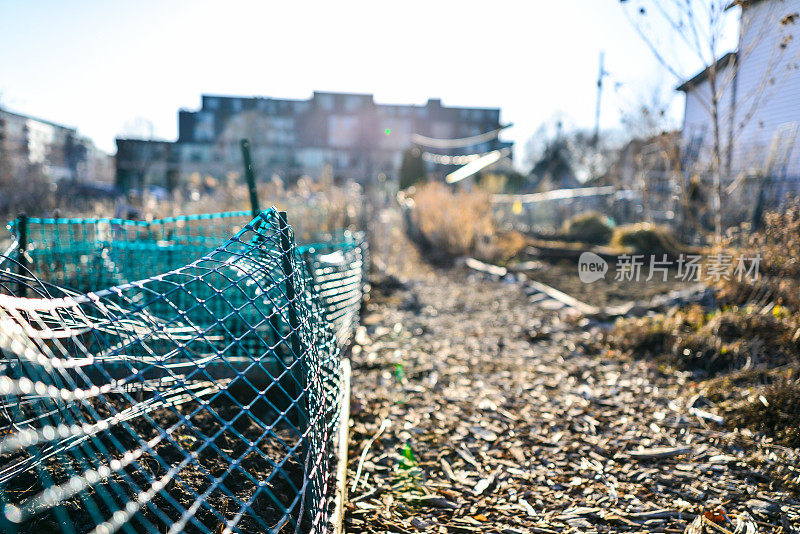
421,151 -> 487,165
412,124 -> 512,149
445,148 -> 512,184
492,185 -> 616,204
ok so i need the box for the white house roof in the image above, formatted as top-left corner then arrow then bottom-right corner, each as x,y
676,52 -> 738,92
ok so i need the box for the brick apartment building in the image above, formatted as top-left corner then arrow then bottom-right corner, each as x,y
116,92 -> 511,191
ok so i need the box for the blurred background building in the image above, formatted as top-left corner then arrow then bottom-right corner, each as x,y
0,108 -> 113,184
115,92 -> 512,191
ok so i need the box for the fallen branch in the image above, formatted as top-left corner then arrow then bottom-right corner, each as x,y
627,446 -> 692,460
351,418 -> 391,493
330,359 -> 352,534
527,280 -> 600,316
465,257 -> 507,277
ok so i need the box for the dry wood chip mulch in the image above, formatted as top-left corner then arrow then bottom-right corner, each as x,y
345,233 -> 800,534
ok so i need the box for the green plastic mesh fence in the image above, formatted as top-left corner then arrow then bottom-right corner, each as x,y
0,208 -> 364,533
7,211 -> 263,293
7,211 -> 368,346
298,237 -> 367,347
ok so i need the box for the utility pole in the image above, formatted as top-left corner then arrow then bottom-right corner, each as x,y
594,51 -> 607,147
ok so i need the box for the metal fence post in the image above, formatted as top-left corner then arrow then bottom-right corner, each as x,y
16,214 -> 28,297
278,211 -> 305,409
276,210 -> 312,522
240,139 -> 261,217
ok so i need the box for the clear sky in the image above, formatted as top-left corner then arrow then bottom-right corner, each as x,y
0,0 -> 739,165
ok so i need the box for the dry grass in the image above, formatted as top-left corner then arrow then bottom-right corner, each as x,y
560,211 -> 614,245
724,371 -> 800,447
611,222 -> 683,255
123,178 -> 364,240
473,230 -> 529,265
608,199 -> 800,448
608,305 -> 800,376
716,198 -> 800,312
409,182 -> 494,260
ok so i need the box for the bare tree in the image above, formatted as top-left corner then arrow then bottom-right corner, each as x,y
618,81 -> 678,139
620,0 -> 799,239
526,117 -> 621,186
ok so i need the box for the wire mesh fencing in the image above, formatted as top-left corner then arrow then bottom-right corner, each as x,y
0,207 -> 367,533
7,211 -> 368,345
298,234 -> 367,348
7,211 -> 257,293
491,186 -> 634,236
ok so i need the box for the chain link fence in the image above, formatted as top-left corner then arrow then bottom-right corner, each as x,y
491,186 -> 641,236
0,207 -> 367,533
8,211 -> 266,293
7,211 -> 368,346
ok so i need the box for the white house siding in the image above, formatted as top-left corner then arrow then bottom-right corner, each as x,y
681,62 -> 737,173
730,0 -> 800,176
682,0 -> 800,178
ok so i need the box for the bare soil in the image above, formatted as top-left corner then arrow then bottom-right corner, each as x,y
2,396 -> 307,534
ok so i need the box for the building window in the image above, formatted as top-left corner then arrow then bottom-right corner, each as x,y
432,122 -> 453,139
328,116 -> 359,148
195,112 -> 215,142
317,94 -> 335,111
298,148 -> 325,168
268,116 -> 296,146
335,151 -> 350,168
345,95 -> 363,111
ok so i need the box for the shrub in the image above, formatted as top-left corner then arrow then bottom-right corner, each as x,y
717,197 -> 800,311
758,197 -> 800,277
399,148 -> 426,190
474,230 -> 528,264
561,211 -> 614,245
409,182 -> 493,260
674,309 -> 799,375
607,305 -> 703,359
611,223 -> 682,255
725,373 -> 800,447
607,305 -> 800,376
